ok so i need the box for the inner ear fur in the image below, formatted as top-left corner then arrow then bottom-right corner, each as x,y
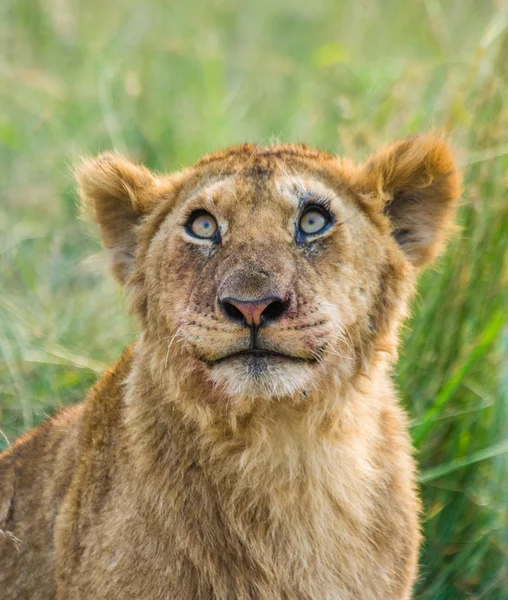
77,153 -> 159,284
356,134 -> 462,268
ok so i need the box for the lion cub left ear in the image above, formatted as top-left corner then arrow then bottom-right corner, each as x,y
77,153 -> 159,284
357,134 -> 462,268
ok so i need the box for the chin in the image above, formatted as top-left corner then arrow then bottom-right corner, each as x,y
208,355 -> 316,400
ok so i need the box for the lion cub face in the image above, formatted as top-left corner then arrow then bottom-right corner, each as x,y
79,137 -> 459,405
149,169 -> 384,399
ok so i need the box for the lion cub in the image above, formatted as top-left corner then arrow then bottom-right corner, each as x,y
0,135 -> 460,599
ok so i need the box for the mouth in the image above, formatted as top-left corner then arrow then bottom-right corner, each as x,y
211,348 -> 315,365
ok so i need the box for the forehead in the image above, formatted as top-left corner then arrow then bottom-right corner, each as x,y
188,173 -> 338,213
178,144 -> 352,213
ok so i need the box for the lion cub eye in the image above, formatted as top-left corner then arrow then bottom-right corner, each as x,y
299,207 -> 330,235
187,211 -> 219,240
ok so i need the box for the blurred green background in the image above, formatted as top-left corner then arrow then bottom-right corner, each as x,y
1,0 -> 507,597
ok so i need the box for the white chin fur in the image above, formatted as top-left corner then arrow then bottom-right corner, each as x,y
208,357 -> 315,399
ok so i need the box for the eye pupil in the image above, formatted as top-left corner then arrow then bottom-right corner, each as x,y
299,207 -> 330,235
188,212 -> 218,240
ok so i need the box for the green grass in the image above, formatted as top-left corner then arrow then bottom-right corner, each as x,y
1,0 -> 507,597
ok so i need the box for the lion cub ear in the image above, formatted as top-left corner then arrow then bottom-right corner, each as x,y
357,134 -> 461,268
77,153 -> 159,284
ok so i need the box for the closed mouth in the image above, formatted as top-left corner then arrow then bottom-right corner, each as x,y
211,349 -> 314,364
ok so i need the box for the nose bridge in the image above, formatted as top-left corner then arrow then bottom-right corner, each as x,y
218,239 -> 292,302
218,267 -> 273,302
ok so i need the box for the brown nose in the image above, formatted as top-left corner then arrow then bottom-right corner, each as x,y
220,296 -> 288,327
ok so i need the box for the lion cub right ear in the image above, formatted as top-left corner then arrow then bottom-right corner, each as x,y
77,153 -> 159,284
354,134 -> 461,268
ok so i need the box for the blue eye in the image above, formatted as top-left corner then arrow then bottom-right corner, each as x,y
299,207 -> 330,235
188,211 -> 218,239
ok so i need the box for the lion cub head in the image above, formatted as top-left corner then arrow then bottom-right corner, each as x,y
78,136 -> 460,410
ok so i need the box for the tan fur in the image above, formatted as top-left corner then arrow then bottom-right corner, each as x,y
0,135 -> 461,599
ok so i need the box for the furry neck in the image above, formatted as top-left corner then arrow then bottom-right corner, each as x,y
122,337 -> 391,495
118,336 -> 398,589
